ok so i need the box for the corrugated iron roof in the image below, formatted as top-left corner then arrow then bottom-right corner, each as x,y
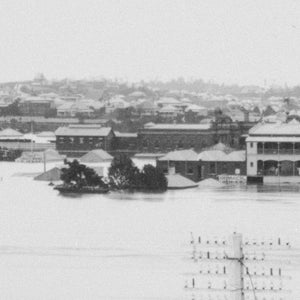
249,121 -> 300,136
55,125 -> 112,136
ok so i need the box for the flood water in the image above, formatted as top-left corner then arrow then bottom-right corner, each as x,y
0,162 -> 299,299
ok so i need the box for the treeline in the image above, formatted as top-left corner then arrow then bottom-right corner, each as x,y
60,155 -> 168,192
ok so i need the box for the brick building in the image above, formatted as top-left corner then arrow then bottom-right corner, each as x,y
138,123 -> 241,153
55,124 -> 114,156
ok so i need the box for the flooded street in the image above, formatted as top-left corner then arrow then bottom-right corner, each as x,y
0,162 -> 299,299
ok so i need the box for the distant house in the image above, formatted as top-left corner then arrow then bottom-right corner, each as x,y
105,96 -> 131,113
19,96 -> 55,116
185,104 -> 208,116
158,105 -> 181,119
57,102 -> 94,117
55,124 -> 115,156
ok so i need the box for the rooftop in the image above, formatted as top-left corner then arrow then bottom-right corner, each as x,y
142,123 -> 211,131
55,125 -> 112,137
249,120 -> 300,136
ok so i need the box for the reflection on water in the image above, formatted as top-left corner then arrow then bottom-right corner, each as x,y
0,162 -> 299,299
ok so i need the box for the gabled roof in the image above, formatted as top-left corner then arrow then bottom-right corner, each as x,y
80,149 -> 113,163
0,128 -> 23,137
197,150 -> 245,162
166,173 -> 198,189
55,125 -> 112,137
159,149 -> 198,161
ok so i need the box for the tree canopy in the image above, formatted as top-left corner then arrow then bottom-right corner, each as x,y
61,159 -> 107,188
108,155 -> 167,191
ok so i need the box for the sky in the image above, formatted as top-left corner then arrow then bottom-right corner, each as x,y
1,0 -> 300,86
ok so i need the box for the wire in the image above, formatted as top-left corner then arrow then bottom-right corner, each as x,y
238,258 -> 257,300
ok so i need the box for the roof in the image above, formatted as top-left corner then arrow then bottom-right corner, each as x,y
203,142 -> 234,153
197,150 -> 245,162
249,121 -> 300,136
34,167 -> 62,181
80,149 -> 113,163
185,104 -> 207,112
246,136 -> 300,143
159,105 -> 180,113
0,128 -> 23,137
166,173 -> 198,189
159,149 -> 198,161
55,125 -> 112,137
143,123 -> 211,130
114,131 -> 138,138
36,131 -> 56,137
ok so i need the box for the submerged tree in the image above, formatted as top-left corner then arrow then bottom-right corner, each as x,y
108,155 -> 167,191
108,154 -> 140,189
61,159 -> 107,187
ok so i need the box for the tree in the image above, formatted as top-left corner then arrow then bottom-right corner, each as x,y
108,154 -> 140,189
140,164 -> 168,191
61,159 -> 107,187
108,155 -> 168,191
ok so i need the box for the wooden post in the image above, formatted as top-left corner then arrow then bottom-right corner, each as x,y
228,233 -> 244,300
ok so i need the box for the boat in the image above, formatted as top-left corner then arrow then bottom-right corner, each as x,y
54,184 -> 109,194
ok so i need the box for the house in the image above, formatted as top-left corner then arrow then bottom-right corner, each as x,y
158,105 -> 181,119
57,102 -> 95,117
246,119 -> 300,183
185,104 -> 208,116
18,96 -> 55,116
157,148 -> 246,182
55,124 -> 115,156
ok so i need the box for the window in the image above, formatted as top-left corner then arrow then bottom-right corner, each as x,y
89,137 -> 94,144
79,137 -> 84,144
187,166 -> 194,175
69,137 -> 74,144
250,142 -> 253,148
59,137 -> 64,144
250,162 -> 254,167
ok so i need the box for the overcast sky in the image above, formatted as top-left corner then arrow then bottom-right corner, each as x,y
1,0 -> 300,86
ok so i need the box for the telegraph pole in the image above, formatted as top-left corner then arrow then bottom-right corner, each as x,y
185,232 -> 291,300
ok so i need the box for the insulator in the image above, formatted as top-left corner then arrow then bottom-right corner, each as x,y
198,236 -> 201,243
192,278 -> 195,288
223,280 -> 227,289
207,251 -> 210,259
223,266 -> 226,274
279,268 -> 282,276
206,240 -> 210,244
246,267 -> 249,275
208,281 -> 211,289
270,268 -> 273,276
278,237 -> 281,245
270,281 -> 274,290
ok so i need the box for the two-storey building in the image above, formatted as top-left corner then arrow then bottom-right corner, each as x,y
55,124 -> 114,156
246,119 -> 300,183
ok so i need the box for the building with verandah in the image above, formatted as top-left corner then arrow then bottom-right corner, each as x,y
246,119 -> 300,183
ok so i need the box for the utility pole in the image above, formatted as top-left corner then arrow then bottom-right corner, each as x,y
185,232 -> 291,300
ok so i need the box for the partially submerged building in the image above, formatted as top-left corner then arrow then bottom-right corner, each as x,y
246,119 -> 300,183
